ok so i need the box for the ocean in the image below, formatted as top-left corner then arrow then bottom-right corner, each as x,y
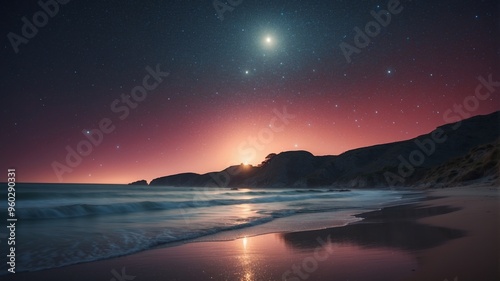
0,183 -> 422,274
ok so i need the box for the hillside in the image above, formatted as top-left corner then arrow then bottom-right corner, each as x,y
147,111 -> 500,188
415,139 -> 499,188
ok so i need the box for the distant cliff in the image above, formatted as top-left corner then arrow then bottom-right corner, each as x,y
129,180 -> 148,186
148,111 -> 499,188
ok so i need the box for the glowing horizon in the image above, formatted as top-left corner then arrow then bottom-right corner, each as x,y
2,1 -> 498,185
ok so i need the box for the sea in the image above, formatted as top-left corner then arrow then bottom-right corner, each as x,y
0,183 -> 423,274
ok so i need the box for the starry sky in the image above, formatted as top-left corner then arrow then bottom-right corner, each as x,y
1,0 -> 498,184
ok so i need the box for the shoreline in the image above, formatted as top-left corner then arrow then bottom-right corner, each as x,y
6,185 -> 499,281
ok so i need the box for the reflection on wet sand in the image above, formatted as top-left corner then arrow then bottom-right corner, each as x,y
275,204 -> 465,281
281,204 -> 464,251
238,237 -> 255,281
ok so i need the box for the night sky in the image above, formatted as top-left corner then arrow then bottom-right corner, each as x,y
1,0 -> 498,184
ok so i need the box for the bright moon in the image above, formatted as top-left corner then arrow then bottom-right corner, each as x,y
263,35 -> 275,48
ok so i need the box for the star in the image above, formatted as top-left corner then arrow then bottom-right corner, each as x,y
262,34 -> 276,49
3,0 -> 498,186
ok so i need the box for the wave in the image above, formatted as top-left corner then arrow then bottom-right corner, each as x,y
14,188 -> 345,201
18,192 -> 352,220
18,201 -> 178,220
220,189 -> 331,196
9,205 -> 363,275
5,215 -> 278,275
5,186 -> 421,275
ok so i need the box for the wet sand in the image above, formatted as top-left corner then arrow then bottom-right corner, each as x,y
5,185 -> 499,281
404,185 -> 499,281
